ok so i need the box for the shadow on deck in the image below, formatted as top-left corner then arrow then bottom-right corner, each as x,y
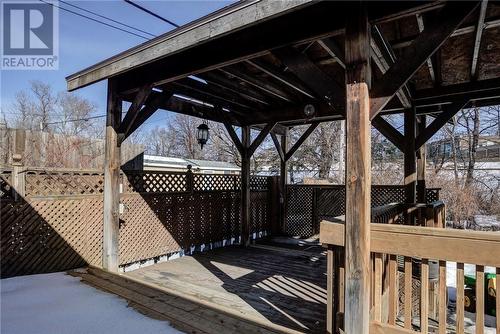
124,243 -> 327,333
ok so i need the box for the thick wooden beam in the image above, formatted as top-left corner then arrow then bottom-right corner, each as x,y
415,99 -> 469,150
248,122 -> 276,156
273,46 -> 345,113
404,107 -> 417,209
270,133 -> 285,162
471,0 -> 488,80
371,116 -> 404,151
413,77 -> 500,104
370,25 -> 412,108
416,115 -> 427,204
279,130 -> 288,234
120,91 -> 172,143
118,84 -> 152,137
284,122 -> 319,161
370,1 -> 478,119
241,126 -> 251,247
344,5 -> 371,334
416,14 -> 437,84
103,79 -> 122,272
223,122 -> 243,155
245,59 -> 315,99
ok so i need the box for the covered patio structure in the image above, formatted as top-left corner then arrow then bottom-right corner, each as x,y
66,1 -> 500,333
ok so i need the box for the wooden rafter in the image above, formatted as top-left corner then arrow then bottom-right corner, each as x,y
371,25 -> 412,108
415,98 -> 470,149
199,71 -> 272,106
220,66 -> 296,103
416,14 -> 436,84
245,59 -> 315,99
273,46 -> 345,113
370,1 -> 478,119
284,122 -> 319,161
471,0 -> 488,80
317,38 -> 345,69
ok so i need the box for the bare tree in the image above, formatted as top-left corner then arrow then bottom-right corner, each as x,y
55,92 -> 97,136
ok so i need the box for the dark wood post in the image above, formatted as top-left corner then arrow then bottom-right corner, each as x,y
344,5 -> 371,334
279,128 -> 288,233
241,126 -> 251,247
404,106 -> 417,227
103,79 -> 122,272
417,115 -> 427,204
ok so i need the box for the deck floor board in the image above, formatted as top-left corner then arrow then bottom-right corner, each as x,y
125,244 -> 327,333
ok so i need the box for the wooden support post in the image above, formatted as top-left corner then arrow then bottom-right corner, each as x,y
404,107 -> 417,225
241,126 -> 251,247
417,115 -> 427,204
344,5 -> 371,334
280,129 -> 288,234
103,79 -> 122,272
12,129 -> 26,201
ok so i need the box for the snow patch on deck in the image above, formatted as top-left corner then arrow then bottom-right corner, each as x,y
0,272 -> 183,334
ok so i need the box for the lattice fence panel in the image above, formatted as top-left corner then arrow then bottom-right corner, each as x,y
0,170 -> 14,200
119,191 -> 242,265
316,186 -> 345,223
371,186 -> 406,207
250,191 -> 269,235
285,186 -> 315,237
425,188 -> 440,203
0,196 -> 103,278
122,171 -> 188,193
2,168 -> 274,276
25,170 -> 105,196
193,174 -> 239,191
285,185 -> 440,237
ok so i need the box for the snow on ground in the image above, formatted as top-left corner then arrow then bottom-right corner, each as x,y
0,272 -> 183,334
446,262 -> 497,333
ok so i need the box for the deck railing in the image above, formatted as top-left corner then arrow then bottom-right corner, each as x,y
320,204 -> 500,334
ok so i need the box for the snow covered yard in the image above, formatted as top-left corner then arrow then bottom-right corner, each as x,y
0,271 -> 183,334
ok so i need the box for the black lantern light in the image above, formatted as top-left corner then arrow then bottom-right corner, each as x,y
197,121 -> 209,149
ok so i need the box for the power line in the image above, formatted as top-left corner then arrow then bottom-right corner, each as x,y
59,0 -> 156,38
123,0 -> 180,28
39,0 -> 150,40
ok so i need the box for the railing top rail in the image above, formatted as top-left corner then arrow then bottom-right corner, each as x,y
320,221 -> 500,267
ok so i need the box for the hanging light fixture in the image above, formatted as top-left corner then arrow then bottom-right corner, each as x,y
196,121 -> 209,149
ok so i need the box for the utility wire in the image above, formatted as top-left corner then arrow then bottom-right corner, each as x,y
59,0 -> 156,38
39,0 -> 150,40
123,0 -> 180,28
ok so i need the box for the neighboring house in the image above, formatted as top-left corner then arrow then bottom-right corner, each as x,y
428,135 -> 500,162
143,155 -> 240,174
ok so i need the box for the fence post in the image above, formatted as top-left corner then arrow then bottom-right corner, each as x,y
269,176 -> 280,235
12,129 -> 26,201
186,164 -> 194,192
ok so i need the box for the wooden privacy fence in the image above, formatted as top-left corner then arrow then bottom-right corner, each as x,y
321,210 -> 500,334
285,184 -> 440,237
0,167 -> 277,278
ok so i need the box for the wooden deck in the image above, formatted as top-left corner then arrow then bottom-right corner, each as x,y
124,244 -> 327,333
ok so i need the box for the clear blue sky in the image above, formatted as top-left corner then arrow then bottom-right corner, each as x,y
1,0 -> 233,130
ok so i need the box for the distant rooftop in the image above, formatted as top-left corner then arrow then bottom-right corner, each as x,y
143,155 -> 239,172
